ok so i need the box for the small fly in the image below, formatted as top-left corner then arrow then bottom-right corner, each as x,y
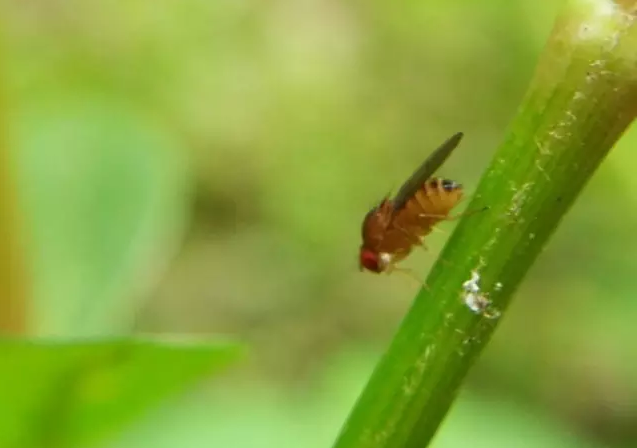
359,132 -> 466,275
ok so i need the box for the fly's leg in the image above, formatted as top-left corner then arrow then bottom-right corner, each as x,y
418,205 -> 489,222
415,238 -> 429,255
392,225 -> 429,255
415,207 -> 489,261
449,205 -> 489,220
429,225 -> 448,235
385,263 -> 430,291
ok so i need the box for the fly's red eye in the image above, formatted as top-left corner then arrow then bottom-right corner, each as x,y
360,249 -> 381,273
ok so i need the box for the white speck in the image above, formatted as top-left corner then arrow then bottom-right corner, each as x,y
483,234 -> 499,252
464,292 -> 490,313
574,0 -> 635,52
485,308 -> 501,319
403,345 -> 434,395
464,293 -> 500,319
483,227 -> 502,253
535,160 -> 551,181
509,182 -> 533,218
402,378 -> 416,396
548,129 -> 564,140
495,282 -> 503,291
462,270 -> 481,294
461,269 -> 500,319
576,1 -> 619,42
418,346 -> 432,368
595,0 -> 617,17
573,91 -> 585,101
535,138 -> 551,156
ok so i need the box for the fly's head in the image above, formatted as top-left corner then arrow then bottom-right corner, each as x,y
359,247 -> 392,273
359,198 -> 394,273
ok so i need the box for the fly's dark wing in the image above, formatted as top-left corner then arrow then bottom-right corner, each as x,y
391,131 -> 463,211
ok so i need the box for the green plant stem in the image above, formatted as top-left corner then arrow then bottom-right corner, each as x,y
333,1 -> 637,447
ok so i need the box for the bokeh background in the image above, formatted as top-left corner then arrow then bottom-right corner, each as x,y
3,1 -> 637,447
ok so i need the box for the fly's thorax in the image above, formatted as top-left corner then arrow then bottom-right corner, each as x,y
361,199 -> 394,244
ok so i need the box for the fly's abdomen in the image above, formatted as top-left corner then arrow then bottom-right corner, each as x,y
391,177 -> 463,240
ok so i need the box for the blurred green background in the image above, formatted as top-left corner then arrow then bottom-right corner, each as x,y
3,1 -> 637,447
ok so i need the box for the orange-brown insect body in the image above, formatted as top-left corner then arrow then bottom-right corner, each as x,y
359,133 -> 465,274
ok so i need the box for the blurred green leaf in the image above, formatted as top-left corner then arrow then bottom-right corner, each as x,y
13,94 -> 190,336
0,336 -> 242,448
102,349 -> 600,448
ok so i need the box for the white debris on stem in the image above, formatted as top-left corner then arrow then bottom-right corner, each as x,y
461,270 -> 501,319
464,291 -> 491,314
462,270 -> 481,294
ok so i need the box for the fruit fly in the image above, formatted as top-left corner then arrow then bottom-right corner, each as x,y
359,132 -> 465,274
